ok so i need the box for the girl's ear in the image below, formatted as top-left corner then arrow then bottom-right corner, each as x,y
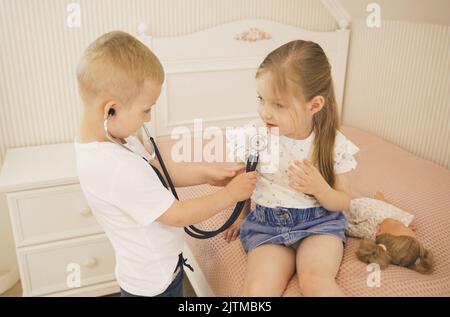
309,96 -> 325,115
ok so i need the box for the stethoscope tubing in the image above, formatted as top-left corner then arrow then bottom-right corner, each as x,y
144,126 -> 259,239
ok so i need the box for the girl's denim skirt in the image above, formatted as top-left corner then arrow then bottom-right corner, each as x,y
240,204 -> 347,253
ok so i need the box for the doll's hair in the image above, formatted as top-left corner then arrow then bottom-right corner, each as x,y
356,233 -> 433,274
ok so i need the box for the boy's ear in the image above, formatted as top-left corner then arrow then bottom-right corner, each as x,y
103,101 -> 117,120
309,96 -> 325,115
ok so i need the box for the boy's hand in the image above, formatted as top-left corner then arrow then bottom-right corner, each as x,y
287,159 -> 331,196
206,164 -> 246,187
224,218 -> 244,243
224,171 -> 257,202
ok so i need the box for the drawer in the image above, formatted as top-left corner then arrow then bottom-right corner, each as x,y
8,184 -> 103,246
18,234 -> 116,296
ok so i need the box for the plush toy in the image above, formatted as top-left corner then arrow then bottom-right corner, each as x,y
344,192 -> 433,274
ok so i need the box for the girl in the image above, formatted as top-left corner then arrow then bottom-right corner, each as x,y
224,40 -> 359,296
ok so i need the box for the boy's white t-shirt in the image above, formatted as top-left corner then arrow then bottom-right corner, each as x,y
227,119 -> 360,209
74,136 -> 183,296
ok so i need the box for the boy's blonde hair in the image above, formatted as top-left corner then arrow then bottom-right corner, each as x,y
76,31 -> 164,107
256,40 -> 339,188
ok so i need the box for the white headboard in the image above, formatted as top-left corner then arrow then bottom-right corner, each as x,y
137,19 -> 350,137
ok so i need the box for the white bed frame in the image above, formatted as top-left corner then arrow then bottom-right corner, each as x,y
137,18 -> 350,297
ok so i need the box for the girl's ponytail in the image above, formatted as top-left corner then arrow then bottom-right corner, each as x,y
312,80 -> 339,187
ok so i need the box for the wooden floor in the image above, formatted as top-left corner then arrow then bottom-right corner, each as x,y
1,277 -> 197,297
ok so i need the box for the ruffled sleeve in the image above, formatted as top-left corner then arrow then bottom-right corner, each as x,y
334,132 -> 360,174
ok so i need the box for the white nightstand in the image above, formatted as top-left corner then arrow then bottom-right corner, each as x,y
0,143 -> 118,296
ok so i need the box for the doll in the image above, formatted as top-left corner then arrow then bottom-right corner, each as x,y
345,192 -> 433,274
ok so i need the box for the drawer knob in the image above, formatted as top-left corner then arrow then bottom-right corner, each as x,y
83,257 -> 98,268
80,207 -> 92,216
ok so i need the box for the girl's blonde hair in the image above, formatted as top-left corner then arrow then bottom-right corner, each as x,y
256,40 -> 339,187
356,233 -> 433,274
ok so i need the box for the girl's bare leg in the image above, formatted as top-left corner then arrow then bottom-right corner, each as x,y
296,234 -> 345,297
241,244 -> 296,296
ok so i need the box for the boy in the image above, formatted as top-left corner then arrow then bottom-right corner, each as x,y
74,31 -> 256,297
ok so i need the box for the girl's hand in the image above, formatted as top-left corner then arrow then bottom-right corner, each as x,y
287,159 -> 331,196
205,164 -> 246,187
224,218 -> 244,243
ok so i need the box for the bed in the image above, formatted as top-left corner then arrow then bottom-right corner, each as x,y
137,19 -> 450,296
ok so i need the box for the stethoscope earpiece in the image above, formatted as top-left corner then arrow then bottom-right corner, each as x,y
103,110 -> 137,154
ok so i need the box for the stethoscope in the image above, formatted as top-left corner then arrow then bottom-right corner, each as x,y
104,109 -> 259,239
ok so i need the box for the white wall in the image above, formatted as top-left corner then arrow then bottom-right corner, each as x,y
342,19 -> 450,169
340,0 -> 450,26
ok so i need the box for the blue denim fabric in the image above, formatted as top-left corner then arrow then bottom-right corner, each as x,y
120,269 -> 184,297
240,204 -> 347,253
